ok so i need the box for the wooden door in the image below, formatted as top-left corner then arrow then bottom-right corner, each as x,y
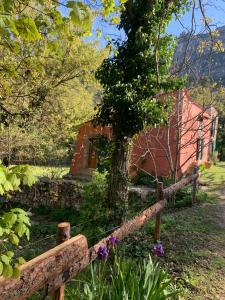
88,140 -> 97,169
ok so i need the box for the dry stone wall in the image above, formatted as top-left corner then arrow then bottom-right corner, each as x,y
11,178 -> 83,209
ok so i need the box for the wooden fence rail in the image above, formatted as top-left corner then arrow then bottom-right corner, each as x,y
0,172 -> 199,300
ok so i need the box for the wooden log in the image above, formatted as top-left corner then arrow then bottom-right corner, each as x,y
0,235 -> 88,300
163,173 -> 198,199
154,182 -> 163,242
88,198 -> 167,262
51,223 -> 71,300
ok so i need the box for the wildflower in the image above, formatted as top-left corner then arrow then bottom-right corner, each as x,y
154,241 -> 164,257
97,246 -> 109,260
108,236 -> 119,246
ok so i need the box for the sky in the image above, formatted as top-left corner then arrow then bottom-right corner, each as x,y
60,0 -> 225,46
167,0 -> 225,36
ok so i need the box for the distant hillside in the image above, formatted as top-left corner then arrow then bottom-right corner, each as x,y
173,26 -> 225,85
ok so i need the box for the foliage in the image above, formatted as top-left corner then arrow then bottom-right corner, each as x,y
95,1 -> 188,139
0,0 -> 108,165
66,255 -> 179,300
79,171 -> 112,240
92,135 -> 114,173
0,163 -> 37,277
94,0 -> 190,217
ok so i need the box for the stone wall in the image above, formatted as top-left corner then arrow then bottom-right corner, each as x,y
12,178 -> 83,209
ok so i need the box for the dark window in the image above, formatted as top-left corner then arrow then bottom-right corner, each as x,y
211,118 -> 216,136
198,119 -> 203,138
196,138 -> 204,160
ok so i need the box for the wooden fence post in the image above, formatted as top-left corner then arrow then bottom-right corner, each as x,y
154,182 -> 164,242
192,166 -> 198,206
51,222 -> 71,300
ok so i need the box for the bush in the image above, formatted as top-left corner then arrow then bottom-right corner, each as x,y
66,255 -> 179,300
79,171 -> 113,242
130,170 -> 156,187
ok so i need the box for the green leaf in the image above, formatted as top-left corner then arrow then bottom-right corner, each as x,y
0,170 -> 7,184
22,174 -> 37,187
15,223 -> 26,237
2,264 -> 13,278
7,174 -> 20,189
0,227 -> 3,236
3,212 -> 17,228
1,255 -> 10,265
12,267 -> 20,278
15,16 -> 41,42
3,180 -> 13,191
0,262 -> 3,276
17,257 -> 26,265
6,251 -> 14,259
0,184 -> 4,195
10,233 -> 19,245
25,227 -> 30,240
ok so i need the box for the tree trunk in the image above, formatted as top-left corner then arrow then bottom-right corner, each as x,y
107,138 -> 129,222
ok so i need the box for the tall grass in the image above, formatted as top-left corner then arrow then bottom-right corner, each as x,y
66,255 -> 179,300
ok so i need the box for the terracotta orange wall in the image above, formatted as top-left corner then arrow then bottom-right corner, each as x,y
130,127 -> 177,177
70,89 -> 214,178
70,121 -> 112,175
179,91 -> 211,174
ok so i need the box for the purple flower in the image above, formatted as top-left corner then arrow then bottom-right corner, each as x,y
97,246 -> 109,260
108,236 -> 119,246
154,242 -> 164,257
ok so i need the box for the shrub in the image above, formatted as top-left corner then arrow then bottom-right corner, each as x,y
66,255 -> 179,300
130,170 -> 156,187
79,171 -> 112,242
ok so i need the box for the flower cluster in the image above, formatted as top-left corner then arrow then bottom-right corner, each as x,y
97,246 -> 109,260
108,236 -> 119,246
154,241 -> 164,257
97,236 -> 119,260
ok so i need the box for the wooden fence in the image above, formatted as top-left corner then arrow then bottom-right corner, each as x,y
0,171 -> 199,300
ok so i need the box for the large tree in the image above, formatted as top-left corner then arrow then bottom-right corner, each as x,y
95,0 -> 189,220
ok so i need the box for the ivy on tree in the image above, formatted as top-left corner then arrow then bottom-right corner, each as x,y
95,0 -> 190,220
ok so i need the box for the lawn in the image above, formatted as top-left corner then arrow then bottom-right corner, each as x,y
27,165 -> 70,178
201,161 -> 225,185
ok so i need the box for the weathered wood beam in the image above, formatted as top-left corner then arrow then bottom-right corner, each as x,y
163,173 -> 198,199
0,235 -> 88,300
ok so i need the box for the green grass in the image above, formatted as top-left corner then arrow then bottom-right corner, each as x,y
123,161 -> 225,299
201,161 -> 225,185
27,165 -> 70,178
